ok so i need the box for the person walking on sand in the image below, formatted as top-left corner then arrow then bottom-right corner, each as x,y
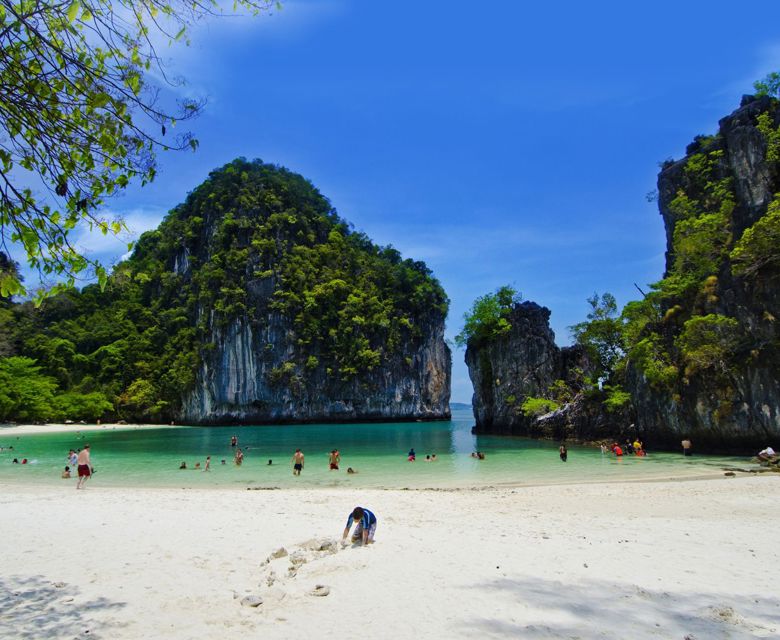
329,449 -> 340,470
342,506 -> 377,546
76,444 -> 92,489
292,449 -> 304,476
681,437 -> 692,457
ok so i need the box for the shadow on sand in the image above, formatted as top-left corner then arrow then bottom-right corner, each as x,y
0,574 -> 127,639
464,576 -> 780,639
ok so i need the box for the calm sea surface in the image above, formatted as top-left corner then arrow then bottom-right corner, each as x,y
0,409 -> 749,489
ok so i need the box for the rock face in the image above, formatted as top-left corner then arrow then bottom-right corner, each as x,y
181,312 -> 450,423
465,302 -> 595,437
627,95 -> 780,452
167,159 -> 451,424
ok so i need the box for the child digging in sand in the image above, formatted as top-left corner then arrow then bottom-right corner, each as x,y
342,507 -> 377,546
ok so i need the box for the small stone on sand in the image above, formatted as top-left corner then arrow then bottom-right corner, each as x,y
240,595 -> 264,608
310,585 -> 330,597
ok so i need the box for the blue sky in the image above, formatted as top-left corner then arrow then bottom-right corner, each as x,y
37,0 -> 780,402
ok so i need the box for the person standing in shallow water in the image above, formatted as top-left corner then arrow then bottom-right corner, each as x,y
329,449 -> 340,470
292,449 -> 304,475
76,444 -> 92,489
681,438 -> 692,456
559,443 -> 568,462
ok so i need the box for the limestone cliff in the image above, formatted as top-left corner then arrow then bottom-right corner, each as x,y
464,96 -> 780,451
166,160 -> 451,424
464,302 -> 610,439
625,95 -> 780,451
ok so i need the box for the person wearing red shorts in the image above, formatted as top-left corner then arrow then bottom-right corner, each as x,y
76,445 -> 92,489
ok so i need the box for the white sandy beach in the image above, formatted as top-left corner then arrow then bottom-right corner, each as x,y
1,476 -> 778,639
0,423 -> 180,436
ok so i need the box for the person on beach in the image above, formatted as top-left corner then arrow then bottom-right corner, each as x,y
425,454 -> 431,461
329,449 -> 340,470
68,449 -> 77,467
267,459 -> 273,465
230,435 -> 238,448
431,454 -> 437,461
347,467 -> 357,474
179,461 -> 187,469
408,448 -> 416,462
559,444 -> 568,462
62,466 -> 71,478
600,444 -> 608,455
681,438 -> 692,456
235,448 -> 244,466
292,449 -> 304,475
633,438 -> 642,452
477,451 -> 485,460
194,462 -> 201,469
204,456 -> 211,471
625,439 -> 635,455
611,443 -> 623,457
342,506 -> 377,546
76,445 -> 92,489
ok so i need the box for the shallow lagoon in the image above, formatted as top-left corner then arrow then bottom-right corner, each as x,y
0,409 -> 749,489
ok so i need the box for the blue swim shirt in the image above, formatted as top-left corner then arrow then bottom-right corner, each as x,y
346,508 -> 377,530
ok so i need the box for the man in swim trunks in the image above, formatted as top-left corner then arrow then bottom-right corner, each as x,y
292,448 -> 304,475
76,444 -> 92,489
342,506 -> 377,546
329,449 -> 340,470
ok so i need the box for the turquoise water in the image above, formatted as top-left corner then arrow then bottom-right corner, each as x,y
0,409 -> 749,489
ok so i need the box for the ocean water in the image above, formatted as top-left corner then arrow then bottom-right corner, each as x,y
0,409 -> 749,489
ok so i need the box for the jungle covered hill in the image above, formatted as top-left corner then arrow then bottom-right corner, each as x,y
0,159 -> 451,425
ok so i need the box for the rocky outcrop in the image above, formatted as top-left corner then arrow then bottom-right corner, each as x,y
465,302 -> 601,437
627,95 -> 780,452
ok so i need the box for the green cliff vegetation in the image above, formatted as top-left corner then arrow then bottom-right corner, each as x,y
455,285 -> 521,347
0,159 -> 448,423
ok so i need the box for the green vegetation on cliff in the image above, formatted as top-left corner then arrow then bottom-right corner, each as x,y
0,159 -> 448,423
455,285 -> 521,347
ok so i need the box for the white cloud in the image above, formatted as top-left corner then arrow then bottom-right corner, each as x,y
72,207 -> 168,258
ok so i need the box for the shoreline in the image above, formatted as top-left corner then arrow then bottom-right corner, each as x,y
1,466 -> 774,494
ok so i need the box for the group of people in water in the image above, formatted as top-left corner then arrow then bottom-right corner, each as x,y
599,438 -> 648,458
406,448 -> 443,462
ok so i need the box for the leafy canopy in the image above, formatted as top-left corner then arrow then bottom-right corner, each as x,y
0,0 -> 275,300
754,71 -> 780,98
455,285 -> 521,347
569,292 -> 623,381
